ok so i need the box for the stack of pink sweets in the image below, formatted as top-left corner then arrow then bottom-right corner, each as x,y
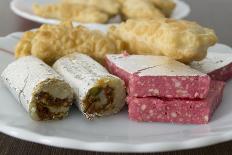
105,51 -> 232,124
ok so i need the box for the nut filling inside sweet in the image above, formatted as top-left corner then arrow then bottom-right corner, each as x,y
34,92 -> 72,120
84,86 -> 114,115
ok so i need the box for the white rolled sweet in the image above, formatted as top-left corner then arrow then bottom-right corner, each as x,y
53,53 -> 126,119
1,56 -> 74,121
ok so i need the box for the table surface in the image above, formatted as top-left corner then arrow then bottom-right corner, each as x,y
0,0 -> 232,154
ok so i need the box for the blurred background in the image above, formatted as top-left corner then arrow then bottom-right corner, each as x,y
0,0 -> 231,46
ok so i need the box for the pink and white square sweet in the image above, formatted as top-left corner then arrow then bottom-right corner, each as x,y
191,49 -> 232,81
106,54 -> 211,99
127,81 -> 225,124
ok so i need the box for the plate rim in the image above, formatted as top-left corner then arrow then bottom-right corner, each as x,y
10,0 -> 191,26
1,123 -> 232,153
1,32 -> 232,153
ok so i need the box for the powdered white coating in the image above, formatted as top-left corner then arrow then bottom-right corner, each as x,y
106,54 -> 206,76
1,56 -> 73,120
191,49 -> 232,73
53,53 -> 126,119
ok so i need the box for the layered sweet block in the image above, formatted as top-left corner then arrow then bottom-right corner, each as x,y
191,48 -> 232,81
106,54 -> 211,99
127,81 -> 225,124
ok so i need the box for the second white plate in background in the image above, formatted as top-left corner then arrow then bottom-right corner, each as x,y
10,0 -> 191,31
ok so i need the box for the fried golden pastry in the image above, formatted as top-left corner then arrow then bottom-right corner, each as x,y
149,0 -> 176,17
33,3 -> 109,23
15,31 -> 36,58
115,0 -> 125,4
15,22 -> 125,65
108,19 -> 218,63
62,0 -> 120,15
121,0 -> 165,20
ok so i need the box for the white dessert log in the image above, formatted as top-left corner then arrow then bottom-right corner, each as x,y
53,53 -> 126,120
1,56 -> 74,121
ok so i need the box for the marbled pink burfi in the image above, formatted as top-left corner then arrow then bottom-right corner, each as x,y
209,63 -> 232,81
127,81 -> 225,124
106,54 -> 211,99
191,48 -> 232,81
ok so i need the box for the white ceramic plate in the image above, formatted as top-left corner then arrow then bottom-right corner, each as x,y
1,31 -> 232,153
10,0 -> 191,29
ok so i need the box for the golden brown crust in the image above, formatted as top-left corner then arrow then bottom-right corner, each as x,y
15,22 -> 125,65
62,0 -> 121,15
15,31 -> 36,58
121,0 -> 165,20
115,0 -> 126,4
149,0 -> 176,17
32,0 -> 177,23
33,3 -> 109,23
108,19 -> 218,63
